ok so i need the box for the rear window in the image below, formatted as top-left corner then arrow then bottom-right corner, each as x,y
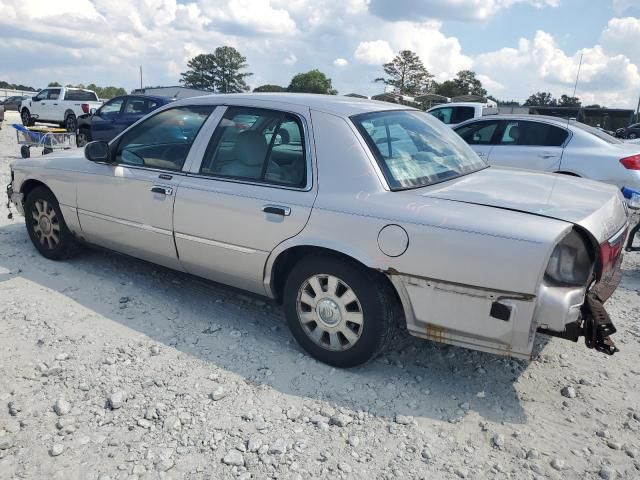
569,120 -> 622,145
352,110 -> 487,190
64,90 -> 98,101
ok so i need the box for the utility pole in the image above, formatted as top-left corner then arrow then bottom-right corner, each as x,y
139,66 -> 143,90
636,94 -> 640,123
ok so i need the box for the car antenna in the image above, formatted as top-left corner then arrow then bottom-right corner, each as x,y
568,52 -> 583,128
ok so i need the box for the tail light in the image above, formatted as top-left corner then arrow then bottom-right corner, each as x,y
599,227 -> 626,277
81,103 -> 90,114
620,154 -> 640,170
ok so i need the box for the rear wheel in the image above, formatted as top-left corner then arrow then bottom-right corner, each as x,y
24,186 -> 81,260
629,132 -> 637,139
283,254 -> 397,367
64,114 -> 77,133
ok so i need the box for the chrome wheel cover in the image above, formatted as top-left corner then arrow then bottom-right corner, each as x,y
296,274 -> 364,351
31,199 -> 60,250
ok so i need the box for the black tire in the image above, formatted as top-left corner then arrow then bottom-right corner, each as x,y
283,254 -> 397,368
24,186 -> 81,260
629,132 -> 637,140
76,128 -> 91,147
20,145 -> 30,158
21,108 -> 34,127
42,147 -> 53,155
64,113 -> 77,133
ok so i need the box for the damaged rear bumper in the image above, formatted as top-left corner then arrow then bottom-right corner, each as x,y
538,252 -> 623,355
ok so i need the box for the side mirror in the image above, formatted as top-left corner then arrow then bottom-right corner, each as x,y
90,108 -> 97,115
84,141 -> 111,163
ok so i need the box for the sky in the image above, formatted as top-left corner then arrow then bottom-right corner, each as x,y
1,0 -> 640,108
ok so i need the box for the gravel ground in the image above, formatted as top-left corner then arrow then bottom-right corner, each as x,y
0,110 -> 639,480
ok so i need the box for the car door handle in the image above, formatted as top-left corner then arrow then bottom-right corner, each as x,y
262,205 -> 291,216
151,185 -> 173,196
538,153 -> 557,159
477,152 -> 487,157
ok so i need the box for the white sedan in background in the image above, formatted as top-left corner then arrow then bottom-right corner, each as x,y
454,115 -> 640,190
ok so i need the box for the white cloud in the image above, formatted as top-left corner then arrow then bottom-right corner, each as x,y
354,40 -> 395,64
283,53 -> 298,65
203,0 -> 297,35
368,0 -> 559,22
475,30 -> 640,107
601,16 -> 640,66
612,0 -> 640,15
333,58 -> 349,67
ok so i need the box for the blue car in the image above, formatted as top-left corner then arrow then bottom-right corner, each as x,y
76,94 -> 172,146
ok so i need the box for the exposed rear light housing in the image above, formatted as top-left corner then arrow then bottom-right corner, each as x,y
620,154 -> 640,170
81,103 -> 90,114
599,226 -> 626,277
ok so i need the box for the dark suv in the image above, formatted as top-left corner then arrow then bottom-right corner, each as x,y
76,94 -> 171,146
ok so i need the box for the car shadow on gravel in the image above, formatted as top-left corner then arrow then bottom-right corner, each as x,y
0,221 -> 536,425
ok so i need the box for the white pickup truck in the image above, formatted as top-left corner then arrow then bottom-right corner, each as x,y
427,102 -> 498,127
20,87 -> 103,132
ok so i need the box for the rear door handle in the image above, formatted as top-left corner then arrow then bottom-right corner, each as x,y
539,153 -> 557,159
262,205 -> 291,216
151,185 -> 173,196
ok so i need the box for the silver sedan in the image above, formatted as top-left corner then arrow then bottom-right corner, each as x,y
7,94 -> 629,367
454,114 -> 640,190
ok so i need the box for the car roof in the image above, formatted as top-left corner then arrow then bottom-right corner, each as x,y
172,93 -> 410,117
456,114 -> 576,127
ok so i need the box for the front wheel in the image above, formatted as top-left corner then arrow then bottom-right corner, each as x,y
76,128 -> 91,147
24,186 -> 81,260
283,254 -> 397,368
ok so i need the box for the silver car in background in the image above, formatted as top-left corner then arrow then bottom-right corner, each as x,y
7,94 -> 628,367
454,115 -> 640,190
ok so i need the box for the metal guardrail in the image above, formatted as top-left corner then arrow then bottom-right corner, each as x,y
0,88 -> 36,100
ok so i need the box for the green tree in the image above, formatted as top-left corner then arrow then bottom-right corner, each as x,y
48,81 -> 62,87
180,47 -> 252,93
253,84 -> 287,92
434,70 -> 487,97
524,91 -> 557,106
288,69 -> 337,95
558,94 -> 581,107
374,50 -> 434,96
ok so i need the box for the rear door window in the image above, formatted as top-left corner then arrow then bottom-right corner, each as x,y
452,106 -> 475,123
499,120 -> 568,147
199,106 -> 307,188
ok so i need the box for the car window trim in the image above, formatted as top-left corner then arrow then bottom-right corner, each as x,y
186,104 -> 314,192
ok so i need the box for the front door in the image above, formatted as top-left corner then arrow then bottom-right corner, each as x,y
91,97 -> 125,142
173,102 -> 317,295
76,104 -> 216,270
487,120 -> 568,172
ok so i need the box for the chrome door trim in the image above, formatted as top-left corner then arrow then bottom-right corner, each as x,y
77,208 -> 173,236
174,232 -> 258,254
181,106 -> 228,173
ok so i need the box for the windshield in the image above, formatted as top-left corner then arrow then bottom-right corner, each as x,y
569,120 -> 622,144
352,110 -> 487,189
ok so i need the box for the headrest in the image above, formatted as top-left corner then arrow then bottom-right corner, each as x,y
234,130 -> 267,166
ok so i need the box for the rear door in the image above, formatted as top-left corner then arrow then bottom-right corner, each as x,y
487,119 -> 569,171
454,119 -> 501,162
173,102 -> 316,295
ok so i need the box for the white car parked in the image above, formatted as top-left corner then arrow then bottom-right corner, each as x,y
20,87 -> 103,132
454,115 -> 640,190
